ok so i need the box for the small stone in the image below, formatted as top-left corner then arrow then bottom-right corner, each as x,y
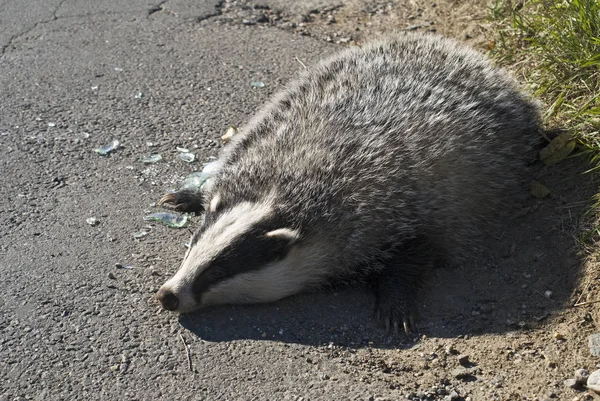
564,378 -> 577,389
119,361 -> 130,374
317,372 -> 330,380
108,272 -> 116,280
445,345 -> 458,355
544,290 -> 553,299
575,368 -> 589,385
444,390 -> 460,401
589,334 -> 600,356
587,369 -> 600,393
451,367 -> 478,379
554,332 -> 567,341
86,217 -> 99,226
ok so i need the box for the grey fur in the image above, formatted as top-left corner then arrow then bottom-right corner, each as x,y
159,33 -> 541,330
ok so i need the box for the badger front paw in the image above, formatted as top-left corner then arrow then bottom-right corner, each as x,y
374,287 -> 418,336
371,235 -> 440,336
158,189 -> 205,214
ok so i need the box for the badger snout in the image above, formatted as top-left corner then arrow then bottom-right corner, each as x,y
156,287 -> 179,311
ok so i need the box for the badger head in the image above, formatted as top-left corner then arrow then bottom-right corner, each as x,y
156,195 -> 325,313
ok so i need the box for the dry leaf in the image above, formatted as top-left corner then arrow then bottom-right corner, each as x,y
530,180 -> 551,198
221,126 -> 238,144
539,132 -> 576,166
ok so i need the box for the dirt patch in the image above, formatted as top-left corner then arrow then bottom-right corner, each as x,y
215,0 -> 493,49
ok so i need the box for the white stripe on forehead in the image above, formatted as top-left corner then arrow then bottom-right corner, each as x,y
198,200 -> 274,258
161,200 -> 275,310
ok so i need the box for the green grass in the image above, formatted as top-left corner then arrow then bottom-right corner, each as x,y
488,0 -> 600,244
488,0 -> 600,157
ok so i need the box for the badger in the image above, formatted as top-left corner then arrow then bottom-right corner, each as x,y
156,33 -> 541,334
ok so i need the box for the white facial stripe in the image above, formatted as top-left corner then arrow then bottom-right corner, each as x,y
200,241 -> 329,307
265,228 -> 300,243
160,200 -> 274,312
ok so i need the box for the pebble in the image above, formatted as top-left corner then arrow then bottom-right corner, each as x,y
575,368 -> 590,385
86,217 -> 99,226
451,366 -> 479,379
444,390 -> 460,401
119,361 -> 130,374
317,372 -> 330,380
445,345 -> 458,355
564,378 -> 578,389
587,369 -> 600,393
554,332 -> 567,341
108,272 -> 116,280
457,354 -> 470,365
589,334 -> 600,356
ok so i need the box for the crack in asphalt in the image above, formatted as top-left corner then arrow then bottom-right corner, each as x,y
1,0 -> 227,56
146,0 -> 225,22
0,0 -> 67,56
147,0 -> 169,16
197,0 -> 225,23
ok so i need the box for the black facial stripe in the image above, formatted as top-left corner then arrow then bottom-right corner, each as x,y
191,226 -> 292,301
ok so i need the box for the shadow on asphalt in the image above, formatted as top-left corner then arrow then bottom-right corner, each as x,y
180,159 -> 594,348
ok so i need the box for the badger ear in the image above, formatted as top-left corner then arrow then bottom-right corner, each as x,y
264,228 -> 300,244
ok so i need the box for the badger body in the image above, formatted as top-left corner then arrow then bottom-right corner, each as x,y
157,33 -> 541,333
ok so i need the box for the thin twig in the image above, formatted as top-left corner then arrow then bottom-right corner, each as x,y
295,56 -> 307,70
574,279 -> 593,306
574,299 -> 600,307
178,333 -> 193,372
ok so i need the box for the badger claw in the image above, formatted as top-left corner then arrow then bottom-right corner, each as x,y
371,235 -> 435,337
158,193 -> 176,206
157,189 -> 205,214
374,300 -> 418,337
403,317 -> 416,336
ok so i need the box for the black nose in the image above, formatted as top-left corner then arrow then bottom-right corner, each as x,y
156,288 -> 179,311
